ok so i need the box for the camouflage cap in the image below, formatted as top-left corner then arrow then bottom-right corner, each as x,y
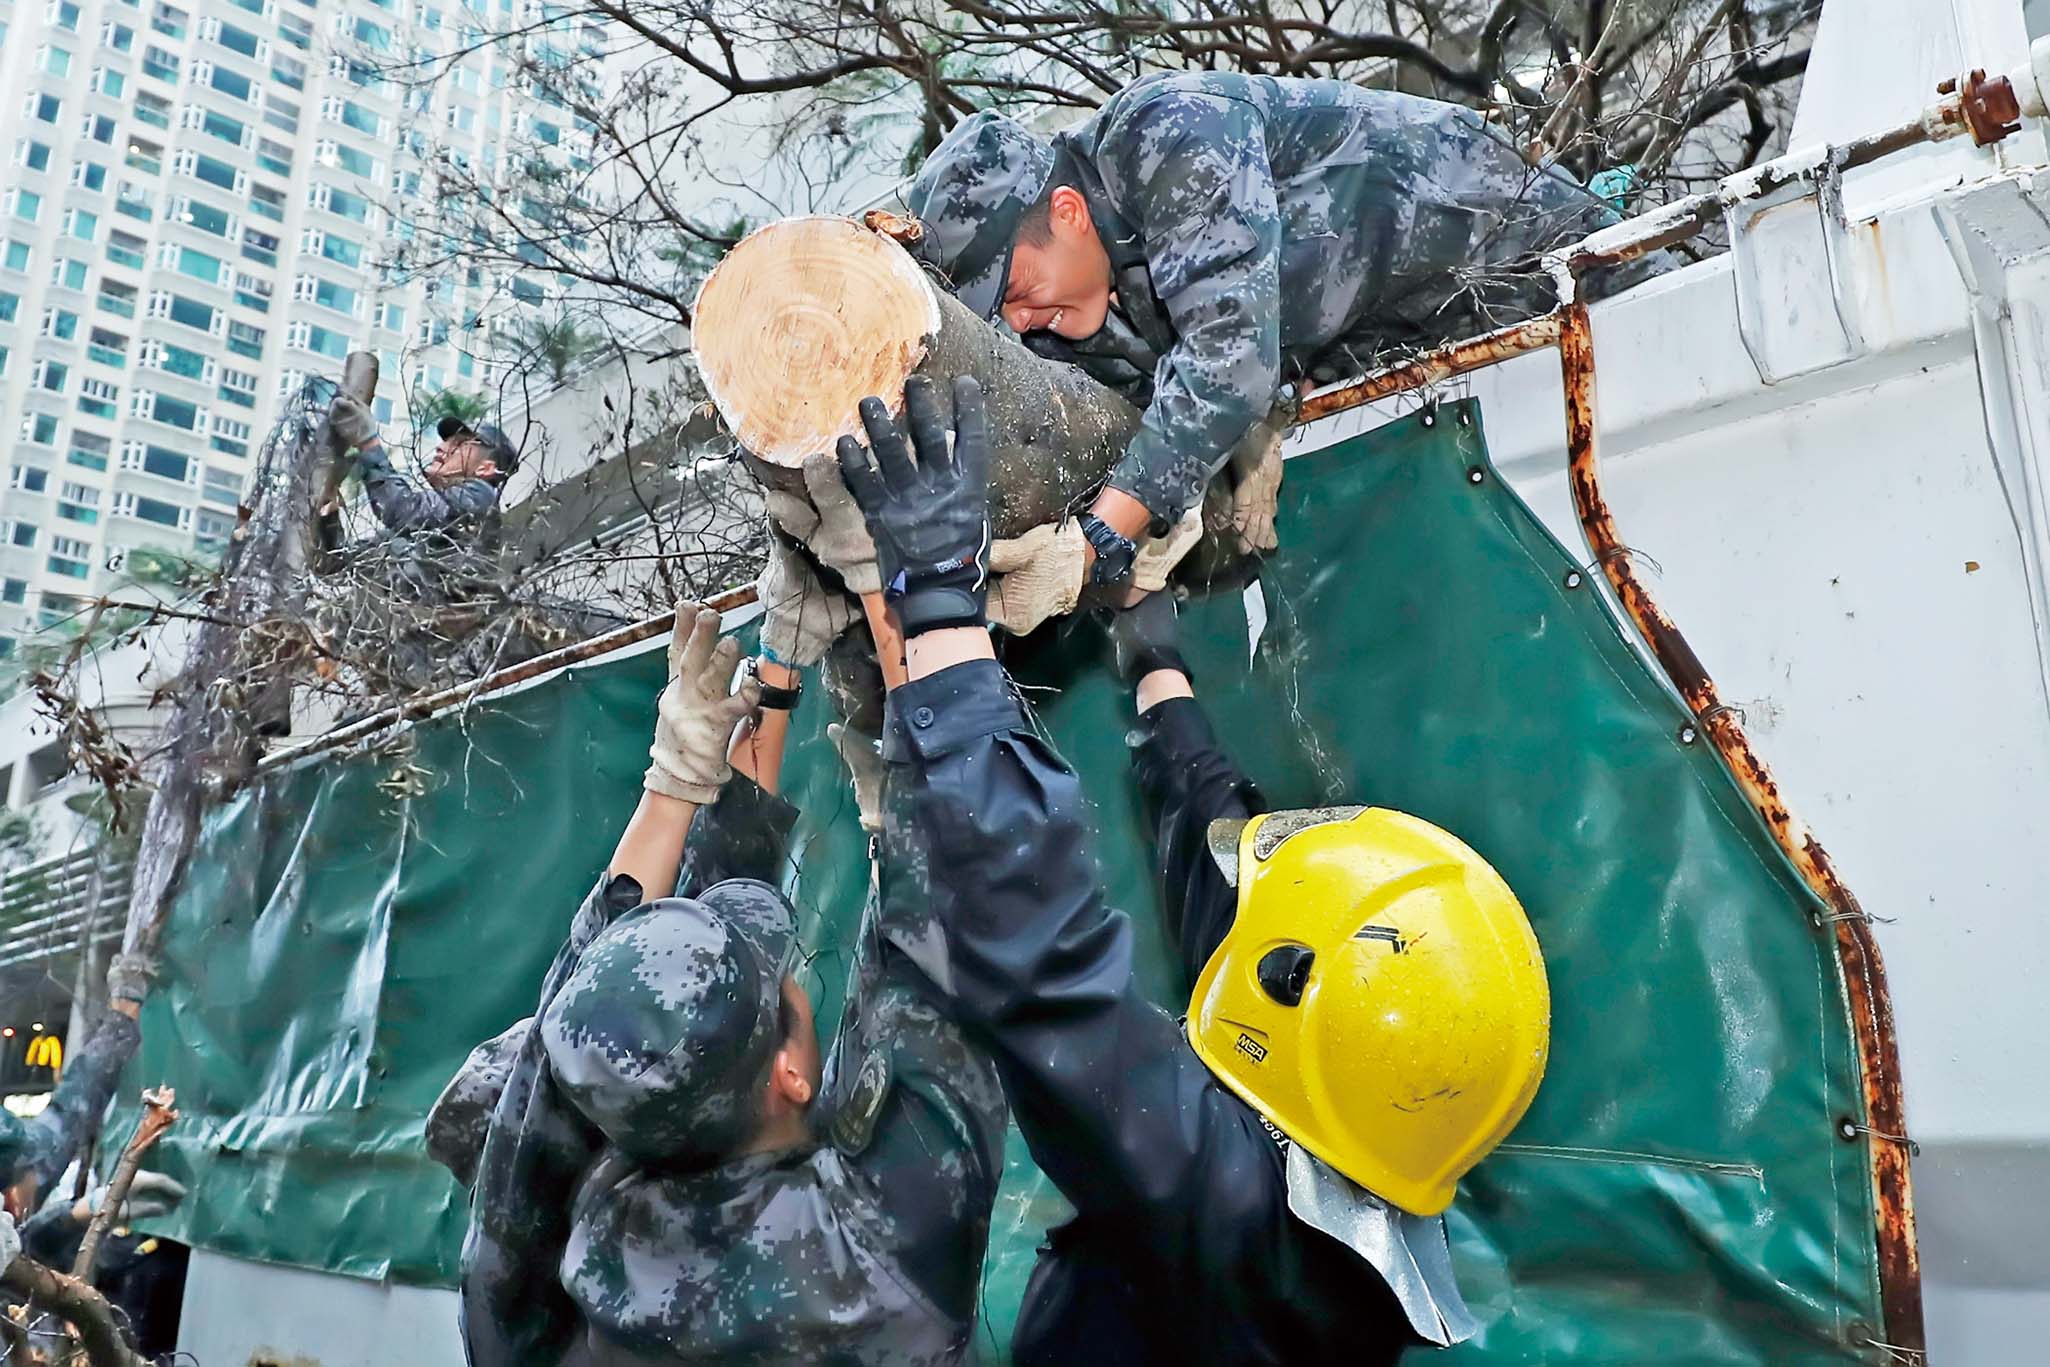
905,111 -> 1056,320
541,879 -> 799,1168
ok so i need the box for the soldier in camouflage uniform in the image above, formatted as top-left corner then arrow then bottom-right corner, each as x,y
905,71 -> 1655,569
458,605 -> 1007,1367
0,1010 -> 140,1225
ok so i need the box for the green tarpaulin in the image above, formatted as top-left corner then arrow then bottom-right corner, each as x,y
122,400 -> 1884,1362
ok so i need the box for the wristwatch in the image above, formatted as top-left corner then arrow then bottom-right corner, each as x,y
1080,514 -> 1138,587
751,660 -> 803,711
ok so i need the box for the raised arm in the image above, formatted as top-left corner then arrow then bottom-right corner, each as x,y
460,604 -> 757,1367
841,377 -> 1264,1251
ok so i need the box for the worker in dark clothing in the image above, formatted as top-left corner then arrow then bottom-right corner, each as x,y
458,596 -> 1006,1367
905,71 -> 1656,580
0,1010 -> 141,1223
837,374 -> 1552,1364
327,396 -> 516,534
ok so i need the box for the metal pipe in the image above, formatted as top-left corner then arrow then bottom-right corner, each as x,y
256,583 -> 761,772
1555,303 -> 1923,1354
1295,315 -> 1565,424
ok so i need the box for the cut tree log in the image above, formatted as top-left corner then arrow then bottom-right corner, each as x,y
694,215 -> 1146,540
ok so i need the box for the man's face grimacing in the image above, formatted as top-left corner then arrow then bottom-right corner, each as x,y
426,432 -> 499,490
1002,186 -> 1114,341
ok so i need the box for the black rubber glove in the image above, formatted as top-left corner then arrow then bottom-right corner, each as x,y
1104,590 -> 1190,684
835,375 -> 993,637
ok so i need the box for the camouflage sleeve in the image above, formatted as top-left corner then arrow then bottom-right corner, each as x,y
675,776 -> 798,897
460,874 -> 634,1367
1100,92 -> 1283,524
357,445 -> 486,531
24,1012 -> 140,1194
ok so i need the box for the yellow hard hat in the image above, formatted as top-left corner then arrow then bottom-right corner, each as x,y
1187,806 -> 1550,1216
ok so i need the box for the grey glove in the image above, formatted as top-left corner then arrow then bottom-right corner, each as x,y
42,1169 -> 188,1226
2,1210 -> 19,1271
763,452 -> 884,596
756,525 -> 859,668
644,606 -> 762,804
327,394 -> 379,450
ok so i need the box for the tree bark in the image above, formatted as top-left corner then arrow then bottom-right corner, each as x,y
0,1257 -> 145,1367
693,215 -> 1146,540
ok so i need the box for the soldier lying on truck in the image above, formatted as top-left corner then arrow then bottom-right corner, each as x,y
904,71 -> 1654,595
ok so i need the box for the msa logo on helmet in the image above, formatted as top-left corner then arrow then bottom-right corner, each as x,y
1234,1032 -> 1269,1064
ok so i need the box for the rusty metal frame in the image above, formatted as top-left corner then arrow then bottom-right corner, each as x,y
1295,295 -> 1925,1353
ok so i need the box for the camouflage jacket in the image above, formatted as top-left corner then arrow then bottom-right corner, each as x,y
0,1012 -> 140,1196
461,779 -> 1006,1367
1035,72 -> 1631,524
357,444 -> 501,535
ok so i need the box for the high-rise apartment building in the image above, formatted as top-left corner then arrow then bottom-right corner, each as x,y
0,0 -> 590,655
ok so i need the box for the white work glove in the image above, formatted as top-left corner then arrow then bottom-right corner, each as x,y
987,520 -> 1089,636
756,525 -> 858,668
327,394 -> 379,450
1130,506 -> 1205,594
762,451 -> 882,596
644,606 -> 761,804
1226,410 -> 1287,556
828,722 -> 886,836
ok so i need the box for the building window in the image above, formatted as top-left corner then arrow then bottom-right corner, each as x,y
86,329 -> 127,367
64,209 -> 98,242
134,92 -> 172,130
72,162 -> 108,192
68,432 -> 111,471
11,189 -> 43,224
215,21 -> 261,58
53,258 -> 89,291
255,137 -> 291,177
78,377 -> 120,419
51,1 -> 82,32
57,482 -> 99,524
15,141 -> 53,172
218,367 -> 258,407
8,523 -> 38,548
0,580 -> 26,605
0,292 -> 16,324
48,536 -> 92,579
41,308 -> 79,340
30,95 -> 62,125
226,320 -> 265,359
3,241 -> 31,272
93,67 -> 127,98
233,272 -> 271,312
33,360 -> 70,394
22,413 -> 60,446
209,419 -> 251,459
241,228 -> 279,267
201,465 -> 243,504
124,138 -> 164,176
11,467 -> 49,493
97,281 -> 138,319
106,231 -> 146,270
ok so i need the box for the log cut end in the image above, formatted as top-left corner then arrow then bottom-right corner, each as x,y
695,216 -> 941,468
